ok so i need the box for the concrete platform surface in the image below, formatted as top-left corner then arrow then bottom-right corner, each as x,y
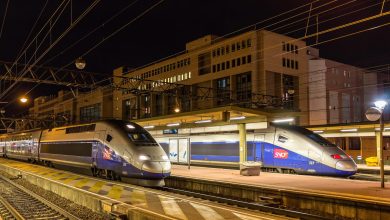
172,165 -> 390,204
357,164 -> 390,170
0,158 -> 292,220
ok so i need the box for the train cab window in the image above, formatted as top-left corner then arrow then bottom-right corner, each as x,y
106,134 -> 113,142
278,135 -> 288,143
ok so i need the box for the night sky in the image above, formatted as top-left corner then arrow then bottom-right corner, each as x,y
0,0 -> 388,116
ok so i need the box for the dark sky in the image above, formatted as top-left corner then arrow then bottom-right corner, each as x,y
0,0 -> 389,116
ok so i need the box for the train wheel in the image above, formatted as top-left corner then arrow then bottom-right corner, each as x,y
91,167 -> 98,177
106,170 -> 114,180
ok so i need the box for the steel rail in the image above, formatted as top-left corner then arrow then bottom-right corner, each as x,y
0,175 -> 82,220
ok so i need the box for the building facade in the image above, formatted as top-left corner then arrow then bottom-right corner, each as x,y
113,30 -> 309,125
29,87 -> 113,126
308,47 -> 378,125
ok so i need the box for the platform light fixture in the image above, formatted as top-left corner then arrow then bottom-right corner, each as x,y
230,116 -> 246,120
194,119 -> 212,124
375,100 -> 388,109
20,97 -> 28,103
273,118 -> 294,123
167,123 -> 180,127
366,99 -> 388,188
313,130 -> 324,133
143,125 -> 155,129
340,128 -> 358,132
75,57 -> 86,70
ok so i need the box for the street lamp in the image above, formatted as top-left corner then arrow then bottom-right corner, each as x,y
365,100 -> 388,188
20,97 -> 28,103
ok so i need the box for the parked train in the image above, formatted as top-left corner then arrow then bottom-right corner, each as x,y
0,120 -> 171,186
156,124 -> 357,176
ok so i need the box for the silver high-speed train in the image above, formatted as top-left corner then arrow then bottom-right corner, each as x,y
0,120 -> 171,186
157,124 -> 357,176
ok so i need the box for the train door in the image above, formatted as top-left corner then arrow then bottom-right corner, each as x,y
93,132 -> 106,164
169,138 -> 190,164
253,134 -> 265,162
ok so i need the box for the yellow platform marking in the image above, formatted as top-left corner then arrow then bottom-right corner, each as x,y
89,181 -> 106,193
128,190 -> 148,208
158,195 -> 187,220
51,173 -> 70,180
60,175 -> 81,184
190,202 -> 224,220
107,185 -> 123,199
74,178 -> 90,188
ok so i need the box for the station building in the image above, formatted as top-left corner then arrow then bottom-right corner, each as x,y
113,30 -> 309,126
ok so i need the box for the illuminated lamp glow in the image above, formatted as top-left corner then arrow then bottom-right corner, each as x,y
375,127 -> 390,131
374,100 -> 388,109
230,116 -> 246,120
143,125 -> 155,129
313,130 -> 324,133
194,119 -> 212,124
126,124 -> 135,129
167,123 -> 180,127
20,97 -> 28,103
272,118 -> 294,123
340,128 -> 357,132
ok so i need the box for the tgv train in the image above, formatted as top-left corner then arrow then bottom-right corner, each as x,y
0,120 -> 171,186
157,124 -> 357,176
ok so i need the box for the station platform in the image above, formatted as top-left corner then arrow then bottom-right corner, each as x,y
357,164 -> 390,174
0,158 -> 290,220
171,165 -> 390,204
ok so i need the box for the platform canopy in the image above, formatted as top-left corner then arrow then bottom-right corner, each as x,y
133,105 -> 302,130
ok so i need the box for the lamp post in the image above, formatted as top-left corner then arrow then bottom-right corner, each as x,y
366,100 -> 388,188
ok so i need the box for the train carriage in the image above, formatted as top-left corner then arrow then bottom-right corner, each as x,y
1,120 -> 171,187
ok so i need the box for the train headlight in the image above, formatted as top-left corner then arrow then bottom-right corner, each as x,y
139,155 -> 151,161
162,155 -> 169,160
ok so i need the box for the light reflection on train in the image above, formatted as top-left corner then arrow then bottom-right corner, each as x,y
155,124 -> 357,176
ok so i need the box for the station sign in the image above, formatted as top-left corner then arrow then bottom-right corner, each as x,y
163,129 -> 178,134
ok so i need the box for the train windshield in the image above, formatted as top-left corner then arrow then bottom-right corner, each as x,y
128,133 -> 153,142
278,125 -> 336,147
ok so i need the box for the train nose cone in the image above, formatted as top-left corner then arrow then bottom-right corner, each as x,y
141,161 -> 171,178
336,160 -> 357,172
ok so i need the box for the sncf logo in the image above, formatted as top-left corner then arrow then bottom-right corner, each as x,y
274,148 -> 289,159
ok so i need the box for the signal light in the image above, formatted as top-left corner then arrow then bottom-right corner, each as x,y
331,154 -> 342,159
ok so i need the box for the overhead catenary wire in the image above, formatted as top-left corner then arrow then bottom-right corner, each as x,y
0,0 -> 10,42
5,0 -> 369,99
0,0 -> 69,82
0,0 -> 101,100
3,0 -> 162,104
2,0 -> 386,120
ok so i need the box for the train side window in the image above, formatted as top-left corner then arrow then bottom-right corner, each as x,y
278,135 -> 288,143
106,134 -> 113,142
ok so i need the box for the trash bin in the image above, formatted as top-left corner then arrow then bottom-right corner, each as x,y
240,161 -> 262,176
365,157 -> 378,166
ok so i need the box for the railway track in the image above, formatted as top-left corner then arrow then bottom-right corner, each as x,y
0,176 -> 81,220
